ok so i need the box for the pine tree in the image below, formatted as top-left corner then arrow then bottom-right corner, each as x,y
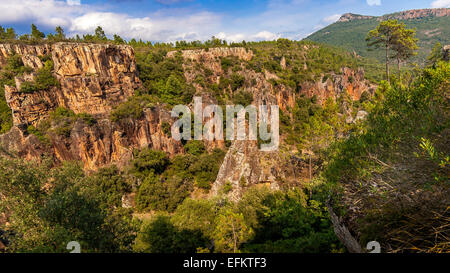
214,209 -> 253,253
427,42 -> 444,67
5,27 -> 16,40
366,20 -> 418,81
55,26 -> 65,41
31,24 -> 45,40
94,26 -> 107,41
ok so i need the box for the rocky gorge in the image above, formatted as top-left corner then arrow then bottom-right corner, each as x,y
0,43 -> 375,196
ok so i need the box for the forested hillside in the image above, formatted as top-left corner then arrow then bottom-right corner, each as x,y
0,22 -> 448,253
306,9 -> 450,65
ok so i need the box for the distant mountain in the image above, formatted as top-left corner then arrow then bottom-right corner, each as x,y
306,8 -> 450,64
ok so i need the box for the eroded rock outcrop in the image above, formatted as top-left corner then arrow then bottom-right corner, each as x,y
338,13 -> 376,22
168,47 -> 375,199
0,43 -> 181,169
1,43 -> 140,127
299,67 -> 376,103
382,8 -> 450,21
338,8 -> 450,23
0,106 -> 183,170
1,44 -> 375,177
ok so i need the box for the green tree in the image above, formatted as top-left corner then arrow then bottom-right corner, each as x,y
366,20 -> 417,81
172,198 -> 218,238
136,172 -> 167,211
214,209 -> 253,253
31,24 -> 45,40
5,27 -> 16,40
0,25 -> 5,40
390,24 -> 418,75
0,160 -> 137,253
135,215 -> 207,253
113,34 -> 125,44
131,148 -> 169,178
427,42 -> 444,67
55,26 -> 65,41
95,26 -> 107,41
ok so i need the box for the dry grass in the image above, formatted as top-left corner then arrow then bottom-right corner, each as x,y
340,129 -> 450,253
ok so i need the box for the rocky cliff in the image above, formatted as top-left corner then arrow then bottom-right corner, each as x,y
382,8 -> 450,20
0,43 -> 140,127
0,44 -> 374,179
0,43 -> 181,169
167,47 -> 375,199
338,13 -> 376,22
338,8 -> 450,22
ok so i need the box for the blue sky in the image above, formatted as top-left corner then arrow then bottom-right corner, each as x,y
0,0 -> 448,42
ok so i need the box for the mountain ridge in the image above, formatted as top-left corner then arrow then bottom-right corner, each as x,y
338,8 -> 450,22
307,8 -> 450,64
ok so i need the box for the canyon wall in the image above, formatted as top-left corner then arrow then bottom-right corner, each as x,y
0,43 -> 181,169
0,43 -> 140,127
167,47 -> 375,199
0,44 -> 374,180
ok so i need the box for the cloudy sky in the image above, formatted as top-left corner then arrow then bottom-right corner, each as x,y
0,0 -> 448,42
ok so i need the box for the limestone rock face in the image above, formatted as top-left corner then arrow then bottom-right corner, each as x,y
167,47 -> 253,62
382,8 -> 449,20
0,43 -> 181,169
299,67 -> 376,104
444,45 -> 450,61
169,47 -> 375,199
0,44 -> 51,68
210,140 -> 283,201
338,8 -> 449,23
338,13 -> 375,22
0,106 -> 183,170
1,44 -> 375,178
1,43 -> 140,127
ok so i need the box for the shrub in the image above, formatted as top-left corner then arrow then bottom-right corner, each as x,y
135,215 -> 208,253
184,141 -> 206,156
111,95 -> 155,122
34,60 -> 59,90
221,57 -> 234,71
136,172 -> 167,211
20,81 -> 38,93
230,73 -> 245,91
19,60 -> 59,93
232,90 -> 253,106
131,148 -> 170,178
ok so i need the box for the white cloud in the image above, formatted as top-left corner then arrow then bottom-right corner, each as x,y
431,0 -> 450,8
70,11 -> 222,42
0,0 -> 285,42
0,0 -> 224,42
66,0 -> 80,6
323,14 -> 341,23
0,0 -> 85,27
252,31 -> 280,41
215,31 -> 280,43
0,0 -> 375,43
366,0 -> 381,6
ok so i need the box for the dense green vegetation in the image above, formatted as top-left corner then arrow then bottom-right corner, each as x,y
25,107 -> 96,141
0,144 -> 344,253
323,60 -> 449,252
247,39 -> 359,85
0,159 -> 137,252
133,186 -> 343,253
133,142 -> 226,213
